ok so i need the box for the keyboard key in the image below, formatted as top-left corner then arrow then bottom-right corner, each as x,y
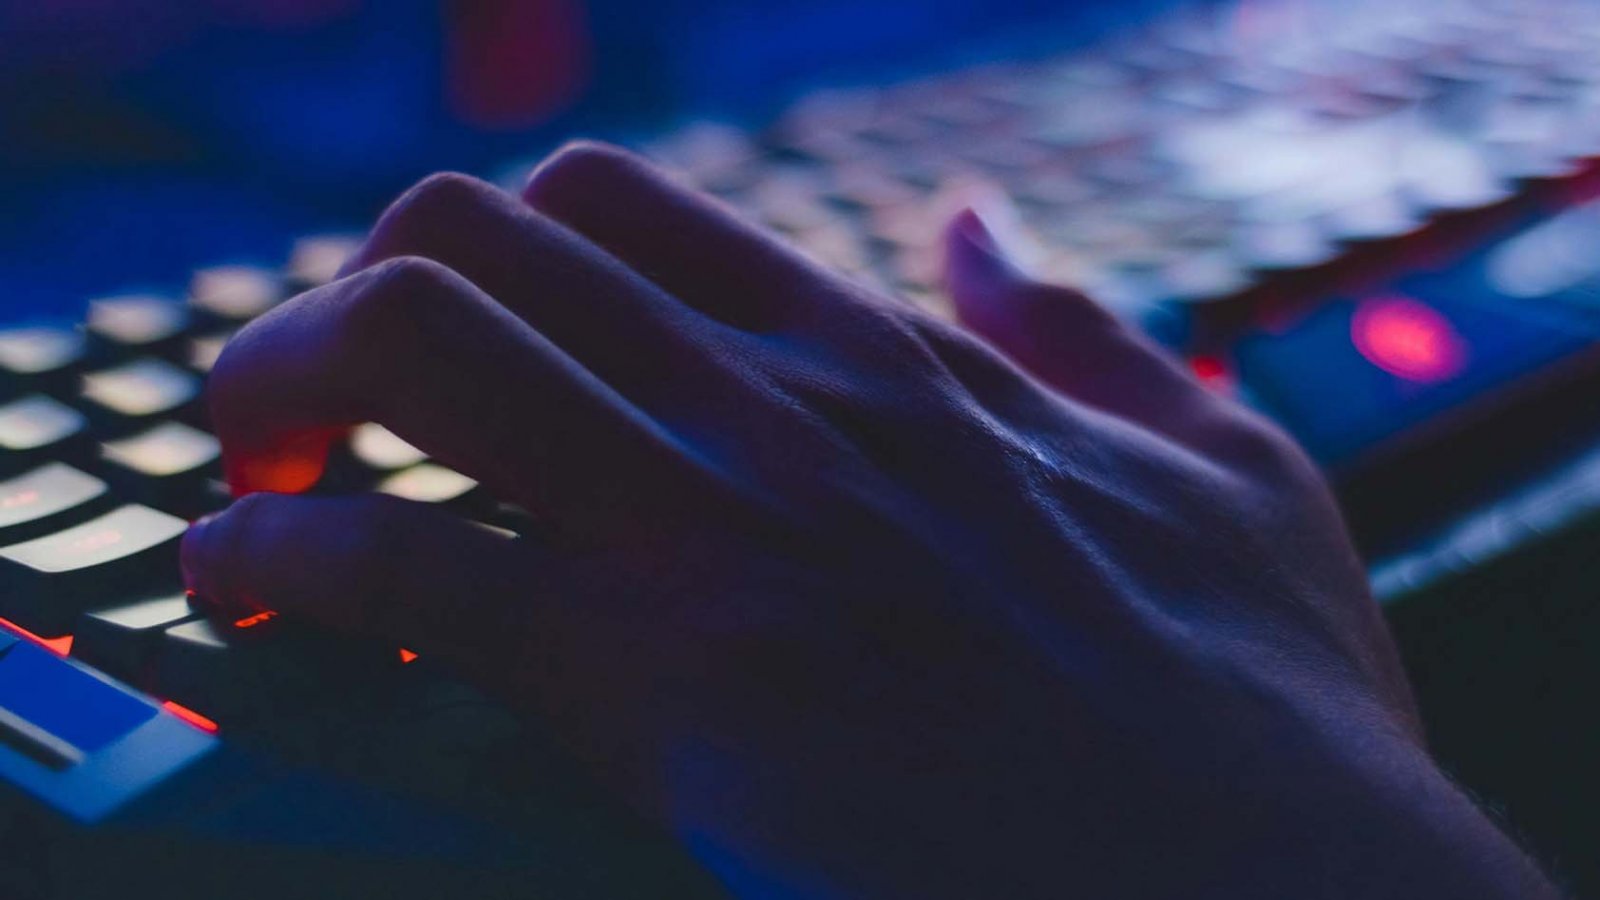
1156,249 -> 1253,302
1234,219 -> 1339,270
0,699 -> 85,770
189,265 -> 282,323
0,505 -> 187,636
187,331 -> 232,374
86,295 -> 190,358
80,358 -> 201,431
1324,191 -> 1426,242
0,463 -> 109,542
378,463 -> 479,505
0,640 -> 156,766
285,234 -> 361,289
100,422 -> 223,516
0,325 -> 86,396
71,593 -> 200,686
349,423 -> 426,471
0,394 -> 91,474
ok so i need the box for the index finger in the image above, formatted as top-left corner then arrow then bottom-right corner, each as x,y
209,255 -> 709,534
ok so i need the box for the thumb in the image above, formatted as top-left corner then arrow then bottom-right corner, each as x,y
942,200 -> 1118,380
942,203 -> 1214,433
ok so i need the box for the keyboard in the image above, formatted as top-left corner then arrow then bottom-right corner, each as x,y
5,0 -> 1600,894
0,250 -> 728,899
576,0 -> 1600,557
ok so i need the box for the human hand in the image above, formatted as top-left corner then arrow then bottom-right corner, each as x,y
183,144 -> 1556,899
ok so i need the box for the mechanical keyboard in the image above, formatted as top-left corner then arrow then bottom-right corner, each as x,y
0,247 -> 728,899
6,0 -> 1600,894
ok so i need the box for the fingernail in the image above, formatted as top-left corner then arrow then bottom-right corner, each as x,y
226,429 -> 336,496
947,197 -> 1038,282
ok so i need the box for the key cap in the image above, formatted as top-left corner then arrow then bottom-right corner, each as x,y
187,331 -> 232,374
71,593 -> 200,686
0,641 -> 159,767
320,422 -> 425,491
80,358 -> 201,433
0,325 -> 87,398
0,394 -> 92,474
378,463 -> 479,505
100,421 -> 223,516
285,234 -> 361,290
86,295 -> 190,360
0,463 -> 110,543
350,423 -> 426,471
0,505 -> 187,637
1233,219 -> 1339,270
189,265 -> 282,324
151,616 -> 394,725
1323,191 -> 1426,242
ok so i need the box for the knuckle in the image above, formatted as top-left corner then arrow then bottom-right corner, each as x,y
340,256 -> 460,341
392,171 -> 496,219
1218,412 -> 1318,483
526,140 -> 645,199
365,254 -> 460,302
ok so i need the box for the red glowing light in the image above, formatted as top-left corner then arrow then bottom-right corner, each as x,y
0,616 -> 74,656
1188,354 -> 1234,391
162,700 -> 219,733
398,648 -> 419,664
233,610 -> 278,629
1350,295 -> 1468,383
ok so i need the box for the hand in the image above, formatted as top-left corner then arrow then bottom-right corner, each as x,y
183,143 -> 1556,899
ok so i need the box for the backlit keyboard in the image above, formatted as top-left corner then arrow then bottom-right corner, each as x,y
0,231 -> 522,707
0,237 -> 726,899
587,0 -> 1600,554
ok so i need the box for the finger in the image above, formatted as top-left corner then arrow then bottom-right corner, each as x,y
338,171 -> 729,405
522,141 -> 854,333
210,255 -> 704,532
942,205 -> 1222,440
181,492 -> 537,666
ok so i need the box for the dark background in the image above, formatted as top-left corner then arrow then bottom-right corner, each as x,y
0,0 -> 1168,320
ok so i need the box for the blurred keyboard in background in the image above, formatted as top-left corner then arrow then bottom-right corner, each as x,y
583,0 -> 1600,579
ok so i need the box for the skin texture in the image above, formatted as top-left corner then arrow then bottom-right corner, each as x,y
182,143 -> 1559,899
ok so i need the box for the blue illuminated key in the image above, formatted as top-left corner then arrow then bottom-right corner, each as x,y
0,634 -> 216,823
